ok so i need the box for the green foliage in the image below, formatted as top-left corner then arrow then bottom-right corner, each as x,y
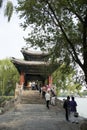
0,58 -> 19,96
81,90 -> 87,96
0,96 -> 13,105
0,0 -> 3,8
4,1 -> 13,22
52,63 -> 82,93
0,0 -> 13,21
16,0 -> 87,85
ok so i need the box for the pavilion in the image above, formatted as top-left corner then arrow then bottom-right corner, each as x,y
11,48 -> 57,89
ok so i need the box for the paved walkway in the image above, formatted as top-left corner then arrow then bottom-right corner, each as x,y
0,103 -> 83,130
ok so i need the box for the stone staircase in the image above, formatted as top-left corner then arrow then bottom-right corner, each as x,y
21,90 -> 46,104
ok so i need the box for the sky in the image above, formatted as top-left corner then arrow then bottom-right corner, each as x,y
0,0 -> 29,60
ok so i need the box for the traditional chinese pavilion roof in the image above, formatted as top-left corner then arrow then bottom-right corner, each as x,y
11,58 -> 49,66
21,48 -> 49,61
11,57 -> 50,81
11,49 -> 57,81
11,48 -> 58,81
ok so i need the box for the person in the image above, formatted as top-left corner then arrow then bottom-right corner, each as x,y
35,83 -> 38,90
63,96 -> 71,121
70,96 -> 78,123
38,84 -> 42,94
45,90 -> 51,109
42,85 -> 46,98
50,89 -> 56,106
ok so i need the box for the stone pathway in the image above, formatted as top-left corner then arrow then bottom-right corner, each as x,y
21,90 -> 45,104
0,103 -> 84,130
0,90 -> 84,130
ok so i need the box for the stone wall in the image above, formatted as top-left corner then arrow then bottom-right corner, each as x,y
0,84 -> 23,114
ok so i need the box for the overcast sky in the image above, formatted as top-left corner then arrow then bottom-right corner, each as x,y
0,0 -> 29,60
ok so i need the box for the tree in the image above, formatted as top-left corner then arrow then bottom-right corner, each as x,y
52,63 -> 82,95
16,0 -> 87,85
0,59 -> 19,96
0,0 -> 13,21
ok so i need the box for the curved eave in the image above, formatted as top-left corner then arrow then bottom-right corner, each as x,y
11,57 -> 49,66
21,49 -> 49,56
10,57 -> 50,77
21,49 -> 49,61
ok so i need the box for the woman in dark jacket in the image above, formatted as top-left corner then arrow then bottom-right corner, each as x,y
70,96 -> 78,123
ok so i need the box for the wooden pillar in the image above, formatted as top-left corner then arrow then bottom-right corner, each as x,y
48,75 -> 52,87
20,72 -> 25,85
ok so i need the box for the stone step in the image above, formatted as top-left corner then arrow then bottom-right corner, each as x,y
21,90 -> 45,104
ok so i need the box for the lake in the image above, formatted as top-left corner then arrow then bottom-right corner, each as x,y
58,97 -> 87,118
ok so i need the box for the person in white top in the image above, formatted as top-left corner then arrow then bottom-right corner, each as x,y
45,91 -> 51,109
